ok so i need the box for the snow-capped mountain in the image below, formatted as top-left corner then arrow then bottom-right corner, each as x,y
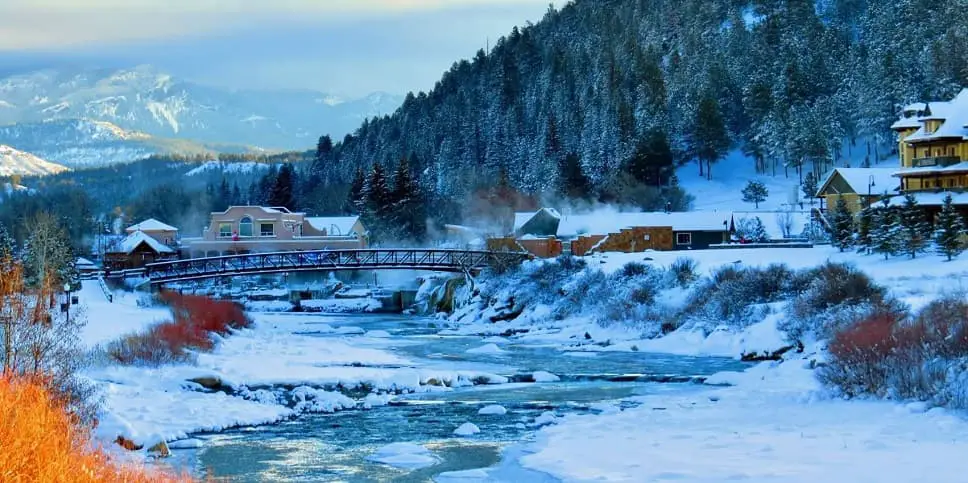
0,65 -> 403,150
0,119 -> 217,169
0,144 -> 68,176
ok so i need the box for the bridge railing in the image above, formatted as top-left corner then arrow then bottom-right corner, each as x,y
137,248 -> 531,283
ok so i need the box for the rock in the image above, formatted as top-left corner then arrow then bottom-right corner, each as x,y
478,405 -> 508,416
741,344 -> 800,362
148,440 -> 171,458
453,422 -> 481,436
188,376 -> 226,391
531,371 -> 561,383
115,436 -> 143,451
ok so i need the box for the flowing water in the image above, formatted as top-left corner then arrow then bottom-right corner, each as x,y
179,314 -> 749,482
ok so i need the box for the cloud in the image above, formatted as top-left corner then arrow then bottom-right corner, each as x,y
0,0 -> 552,50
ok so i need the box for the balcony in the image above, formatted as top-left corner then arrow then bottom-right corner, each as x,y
912,156 -> 961,168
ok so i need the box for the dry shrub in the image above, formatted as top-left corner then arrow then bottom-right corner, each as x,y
820,294 -> 968,407
0,375 -> 190,482
107,293 -> 252,366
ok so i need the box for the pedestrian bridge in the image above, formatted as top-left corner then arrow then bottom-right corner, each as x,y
110,249 -> 532,285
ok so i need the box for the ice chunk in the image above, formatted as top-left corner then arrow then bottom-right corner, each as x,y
478,405 -> 508,416
454,422 -> 482,436
366,442 -> 439,469
532,371 -> 560,382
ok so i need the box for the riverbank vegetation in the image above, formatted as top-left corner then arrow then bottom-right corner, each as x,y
465,254 -> 968,409
106,293 -> 252,366
0,375 -> 189,482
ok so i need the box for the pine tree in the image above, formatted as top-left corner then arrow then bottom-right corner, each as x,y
390,157 -> 426,241
934,193 -> 965,261
830,196 -> 854,252
623,130 -> 674,188
267,164 -> 296,210
363,163 -> 392,241
741,180 -> 769,209
802,171 -> 819,206
736,216 -> 769,242
558,152 -> 592,200
217,177 -> 231,210
871,202 -> 900,260
231,182 -> 242,206
855,207 -> 874,254
0,222 -> 13,259
347,167 -> 366,214
898,193 -> 931,259
689,96 -> 731,180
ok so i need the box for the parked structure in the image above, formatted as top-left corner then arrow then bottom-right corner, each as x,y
125,219 -> 179,247
180,207 -> 367,258
103,231 -> 177,271
503,209 -> 731,257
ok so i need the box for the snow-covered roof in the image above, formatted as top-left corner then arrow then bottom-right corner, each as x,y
896,89 -> 968,143
126,218 -> 178,233
883,191 -> 968,208
76,257 -> 96,269
555,211 -> 730,237
116,231 -> 175,255
817,168 -> 899,197
893,162 -> 968,177
305,216 -> 362,236
890,117 -> 922,130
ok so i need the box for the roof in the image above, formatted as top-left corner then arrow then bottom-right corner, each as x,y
305,216 -> 361,236
884,191 -> 968,208
117,231 -> 175,255
76,257 -> 96,269
212,206 -> 304,216
126,218 -> 178,233
893,162 -> 968,177
817,168 -> 899,197
896,89 -> 968,144
515,209 -> 730,238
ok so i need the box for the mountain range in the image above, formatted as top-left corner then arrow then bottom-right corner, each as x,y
0,65 -> 403,151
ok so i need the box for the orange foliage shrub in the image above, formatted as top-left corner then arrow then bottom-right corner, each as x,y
0,375 -> 190,482
108,294 -> 252,366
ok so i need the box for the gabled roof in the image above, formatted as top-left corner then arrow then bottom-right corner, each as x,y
117,231 -> 175,255
816,168 -> 899,198
895,89 -> 968,143
305,216 -> 362,236
126,219 -> 178,233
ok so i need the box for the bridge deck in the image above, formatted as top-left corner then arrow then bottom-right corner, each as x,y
111,249 -> 530,285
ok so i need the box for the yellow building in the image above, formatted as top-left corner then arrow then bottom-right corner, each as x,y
816,168 -> 899,214
892,89 -> 968,192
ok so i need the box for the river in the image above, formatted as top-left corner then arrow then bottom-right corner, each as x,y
176,313 -> 749,482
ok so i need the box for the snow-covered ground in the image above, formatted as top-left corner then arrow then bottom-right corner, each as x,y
518,357 -> 968,482
79,288 -> 509,449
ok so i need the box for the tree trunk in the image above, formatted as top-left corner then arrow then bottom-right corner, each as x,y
698,158 -> 704,177
706,160 -> 712,181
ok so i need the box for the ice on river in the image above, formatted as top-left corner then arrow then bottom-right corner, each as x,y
366,442 -> 440,470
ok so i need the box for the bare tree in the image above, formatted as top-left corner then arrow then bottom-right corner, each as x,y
775,210 -> 795,239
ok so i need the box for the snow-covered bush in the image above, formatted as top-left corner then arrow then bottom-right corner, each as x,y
669,257 -> 698,287
678,264 -> 796,331
735,217 -> 769,242
782,262 -> 901,341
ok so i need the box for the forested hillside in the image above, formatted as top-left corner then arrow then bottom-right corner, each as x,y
308,0 -> 967,208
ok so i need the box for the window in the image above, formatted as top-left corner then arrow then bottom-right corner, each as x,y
218,222 -> 232,238
239,216 -> 253,237
676,233 -> 692,246
260,223 -> 275,237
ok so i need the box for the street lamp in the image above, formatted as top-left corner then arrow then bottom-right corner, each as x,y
867,175 -> 876,209
63,283 -> 71,321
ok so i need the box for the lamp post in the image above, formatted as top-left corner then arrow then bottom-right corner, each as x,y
63,283 -> 71,322
867,175 -> 876,209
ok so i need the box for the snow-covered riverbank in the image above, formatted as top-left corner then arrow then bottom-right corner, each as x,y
438,246 -> 968,482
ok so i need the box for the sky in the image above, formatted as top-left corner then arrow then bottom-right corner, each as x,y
0,0 -> 551,98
